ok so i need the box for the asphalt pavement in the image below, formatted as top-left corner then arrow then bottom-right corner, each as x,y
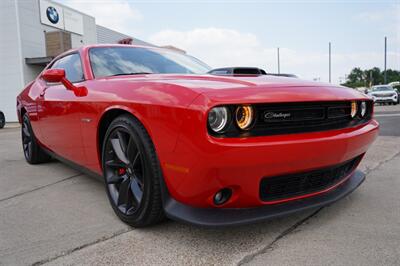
0,105 -> 399,266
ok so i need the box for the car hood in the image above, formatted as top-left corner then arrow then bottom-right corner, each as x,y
104,74 -> 368,103
369,91 -> 396,95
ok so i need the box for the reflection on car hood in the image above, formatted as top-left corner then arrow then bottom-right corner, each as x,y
103,74 -> 368,103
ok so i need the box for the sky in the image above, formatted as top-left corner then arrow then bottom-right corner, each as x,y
60,0 -> 399,84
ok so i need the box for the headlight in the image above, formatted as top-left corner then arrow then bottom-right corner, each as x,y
360,101 -> 367,117
351,101 -> 357,118
208,107 -> 229,132
235,105 -> 254,130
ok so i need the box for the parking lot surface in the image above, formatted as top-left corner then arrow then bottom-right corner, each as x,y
1,105 -> 399,266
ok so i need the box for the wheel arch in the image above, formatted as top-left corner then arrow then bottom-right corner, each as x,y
96,106 -> 171,208
20,107 -> 27,118
97,106 -> 154,169
19,106 -> 27,124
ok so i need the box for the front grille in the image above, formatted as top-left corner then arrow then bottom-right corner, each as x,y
209,101 -> 373,138
251,101 -> 372,136
259,155 -> 362,202
373,93 -> 395,97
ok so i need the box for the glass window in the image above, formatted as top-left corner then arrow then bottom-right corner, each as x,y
209,70 -> 231,75
51,54 -> 84,83
89,47 -> 211,78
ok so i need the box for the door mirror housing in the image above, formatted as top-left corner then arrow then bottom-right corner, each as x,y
41,69 -> 87,97
41,69 -> 65,83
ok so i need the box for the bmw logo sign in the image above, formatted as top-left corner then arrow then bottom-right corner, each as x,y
46,6 -> 59,24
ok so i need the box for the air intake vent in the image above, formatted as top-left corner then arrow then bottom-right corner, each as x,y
208,67 -> 266,75
260,155 -> 363,202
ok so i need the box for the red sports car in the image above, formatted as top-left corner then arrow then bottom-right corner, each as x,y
17,44 -> 379,227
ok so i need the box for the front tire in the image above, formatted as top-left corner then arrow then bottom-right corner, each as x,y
21,113 -> 51,164
102,115 -> 164,227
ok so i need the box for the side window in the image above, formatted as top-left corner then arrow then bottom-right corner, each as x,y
51,54 -> 84,83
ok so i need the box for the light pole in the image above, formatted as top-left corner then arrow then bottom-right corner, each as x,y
384,37 -> 387,84
329,42 -> 331,83
277,47 -> 280,74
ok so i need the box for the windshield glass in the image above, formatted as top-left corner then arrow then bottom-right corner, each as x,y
371,86 -> 393,91
89,47 -> 211,78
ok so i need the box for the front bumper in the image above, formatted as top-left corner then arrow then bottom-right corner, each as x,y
372,96 -> 398,103
162,119 -> 378,208
164,170 -> 365,227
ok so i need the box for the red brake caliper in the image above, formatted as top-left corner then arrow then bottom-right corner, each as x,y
118,168 -> 126,175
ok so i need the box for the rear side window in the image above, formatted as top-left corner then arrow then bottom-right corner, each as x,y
51,54 -> 84,83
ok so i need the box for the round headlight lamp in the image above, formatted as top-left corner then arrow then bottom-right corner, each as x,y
350,101 -> 358,118
360,101 -> 367,117
208,107 -> 229,133
235,105 -> 254,130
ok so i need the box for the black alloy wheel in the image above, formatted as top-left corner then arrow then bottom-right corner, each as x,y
21,113 -> 51,164
104,127 -> 145,215
22,116 -> 33,159
102,115 -> 164,227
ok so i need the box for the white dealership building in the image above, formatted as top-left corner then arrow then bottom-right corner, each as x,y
0,0 -> 153,121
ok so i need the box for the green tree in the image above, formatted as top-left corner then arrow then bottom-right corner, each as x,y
342,67 -> 400,88
343,67 -> 364,88
386,69 -> 400,84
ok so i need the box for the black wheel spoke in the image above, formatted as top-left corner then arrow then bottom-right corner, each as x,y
111,138 -> 130,164
117,178 -> 133,212
107,175 -> 124,184
23,125 -> 30,137
23,136 -> 30,144
105,160 -> 125,168
133,173 -> 144,187
126,136 -> 137,161
116,131 -> 128,153
132,152 -> 141,168
130,177 -> 143,205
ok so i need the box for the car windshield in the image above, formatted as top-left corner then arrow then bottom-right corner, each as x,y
371,86 -> 393,91
89,47 -> 211,78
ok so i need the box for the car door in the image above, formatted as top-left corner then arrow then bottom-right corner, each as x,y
36,53 -> 86,164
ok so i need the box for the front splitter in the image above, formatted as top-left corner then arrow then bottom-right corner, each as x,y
164,170 -> 365,227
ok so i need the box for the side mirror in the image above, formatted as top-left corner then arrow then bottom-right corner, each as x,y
41,69 -> 65,83
41,69 -> 87,97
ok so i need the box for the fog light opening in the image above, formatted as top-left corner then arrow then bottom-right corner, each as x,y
213,188 -> 232,205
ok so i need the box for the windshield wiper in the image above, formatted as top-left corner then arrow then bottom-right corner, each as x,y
110,72 -> 153,76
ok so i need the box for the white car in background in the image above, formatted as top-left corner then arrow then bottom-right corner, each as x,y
368,85 -> 398,105
388,82 -> 400,104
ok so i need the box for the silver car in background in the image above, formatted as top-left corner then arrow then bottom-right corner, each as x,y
368,85 -> 398,105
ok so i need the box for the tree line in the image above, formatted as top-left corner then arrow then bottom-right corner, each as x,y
341,67 -> 400,88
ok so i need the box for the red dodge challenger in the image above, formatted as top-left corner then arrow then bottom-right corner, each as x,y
17,44 -> 379,227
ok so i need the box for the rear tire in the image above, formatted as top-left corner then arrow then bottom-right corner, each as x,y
22,113 -> 51,164
102,114 -> 165,227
